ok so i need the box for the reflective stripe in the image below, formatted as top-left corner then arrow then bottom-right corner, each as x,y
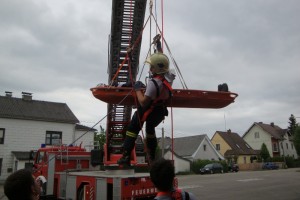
126,131 -> 137,138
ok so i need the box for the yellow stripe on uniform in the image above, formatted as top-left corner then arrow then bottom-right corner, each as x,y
126,131 -> 137,138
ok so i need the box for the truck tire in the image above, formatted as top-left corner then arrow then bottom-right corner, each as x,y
77,187 -> 84,200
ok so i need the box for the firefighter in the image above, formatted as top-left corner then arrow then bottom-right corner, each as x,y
150,158 -> 197,200
118,52 -> 174,165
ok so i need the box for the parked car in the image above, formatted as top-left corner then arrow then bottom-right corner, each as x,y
200,163 -> 224,174
262,162 -> 279,170
228,164 -> 239,172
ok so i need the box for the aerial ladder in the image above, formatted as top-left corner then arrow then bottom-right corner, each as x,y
104,0 -> 147,166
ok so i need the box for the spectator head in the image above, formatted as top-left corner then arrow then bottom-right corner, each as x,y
150,158 -> 175,191
4,169 -> 40,200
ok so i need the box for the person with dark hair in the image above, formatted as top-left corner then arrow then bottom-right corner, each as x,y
4,169 -> 40,200
150,158 -> 197,200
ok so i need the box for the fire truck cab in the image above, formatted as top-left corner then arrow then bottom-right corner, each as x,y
31,144 -> 156,200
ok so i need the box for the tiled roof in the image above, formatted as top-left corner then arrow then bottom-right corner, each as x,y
255,122 -> 286,139
158,135 -> 206,157
0,95 -> 79,124
75,124 -> 97,132
217,130 -> 258,156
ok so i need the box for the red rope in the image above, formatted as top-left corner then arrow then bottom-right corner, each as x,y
170,98 -> 174,162
160,0 -> 174,163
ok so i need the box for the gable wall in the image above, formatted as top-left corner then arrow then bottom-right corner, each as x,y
211,133 -> 231,156
243,125 -> 272,156
193,138 -> 222,161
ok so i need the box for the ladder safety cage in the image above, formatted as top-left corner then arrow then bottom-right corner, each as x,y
106,0 -> 148,165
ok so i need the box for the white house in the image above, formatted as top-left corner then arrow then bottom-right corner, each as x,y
243,122 -> 298,159
163,149 -> 191,174
0,92 -> 96,182
158,135 -> 224,172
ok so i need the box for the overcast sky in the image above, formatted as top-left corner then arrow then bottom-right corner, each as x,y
1,0 -> 299,139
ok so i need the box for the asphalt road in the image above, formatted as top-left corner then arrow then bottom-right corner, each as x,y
1,168 -> 299,200
177,168 -> 300,200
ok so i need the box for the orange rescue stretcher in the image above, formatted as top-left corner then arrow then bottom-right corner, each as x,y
91,85 -> 238,109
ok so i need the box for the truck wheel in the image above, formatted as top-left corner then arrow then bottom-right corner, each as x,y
78,188 -> 84,200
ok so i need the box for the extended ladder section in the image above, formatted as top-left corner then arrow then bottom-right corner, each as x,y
105,0 -> 147,165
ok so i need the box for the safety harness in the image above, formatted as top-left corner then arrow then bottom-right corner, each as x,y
141,75 -> 173,122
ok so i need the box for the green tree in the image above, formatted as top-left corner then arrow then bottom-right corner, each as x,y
288,114 -> 298,136
294,127 -> 300,156
94,126 -> 106,148
260,143 -> 271,161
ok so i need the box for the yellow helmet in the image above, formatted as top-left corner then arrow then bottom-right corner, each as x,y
145,53 -> 169,74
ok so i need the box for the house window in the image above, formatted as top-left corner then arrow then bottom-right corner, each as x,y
273,143 -> 278,152
216,144 -> 220,151
0,128 -> 5,144
236,144 -> 240,149
245,143 -> 251,149
36,151 -> 46,164
286,143 -> 288,149
243,157 -> 246,164
203,144 -> 207,151
254,132 -> 260,138
45,131 -> 62,145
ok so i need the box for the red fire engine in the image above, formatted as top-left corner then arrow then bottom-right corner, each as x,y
32,144 -> 156,199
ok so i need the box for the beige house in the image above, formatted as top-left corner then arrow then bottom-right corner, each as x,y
211,130 -> 258,165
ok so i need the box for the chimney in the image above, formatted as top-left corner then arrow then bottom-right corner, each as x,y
270,122 -> 274,127
5,91 -> 12,97
227,129 -> 231,133
22,92 -> 32,101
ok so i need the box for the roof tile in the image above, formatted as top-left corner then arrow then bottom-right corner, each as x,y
0,95 -> 79,123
